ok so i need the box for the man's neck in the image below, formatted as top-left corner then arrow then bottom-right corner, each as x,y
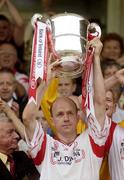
56,133 -> 77,145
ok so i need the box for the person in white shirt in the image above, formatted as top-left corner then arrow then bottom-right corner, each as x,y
102,89 -> 124,180
0,68 -> 28,118
102,69 -> 124,180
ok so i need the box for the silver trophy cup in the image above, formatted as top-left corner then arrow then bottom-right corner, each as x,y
50,13 -> 89,78
31,13 -> 101,79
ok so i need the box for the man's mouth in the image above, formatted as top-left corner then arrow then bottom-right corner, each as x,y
62,124 -> 71,128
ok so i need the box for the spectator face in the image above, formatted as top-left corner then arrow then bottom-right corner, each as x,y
69,95 -> 85,120
0,119 -> 19,155
102,40 -> 121,60
51,98 -> 79,137
58,78 -> 76,97
35,110 -> 49,132
0,20 -> 11,42
105,91 -> 116,118
0,43 -> 17,70
0,72 -> 15,102
103,65 -> 119,79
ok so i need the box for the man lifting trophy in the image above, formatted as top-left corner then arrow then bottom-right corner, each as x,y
29,12 -> 101,110
21,11 -> 110,180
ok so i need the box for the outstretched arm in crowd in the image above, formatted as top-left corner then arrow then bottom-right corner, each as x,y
2,0 -> 24,46
104,68 -> 124,91
0,99 -> 25,139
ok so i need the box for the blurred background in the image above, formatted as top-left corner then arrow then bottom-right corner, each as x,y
1,0 -> 124,37
1,0 -> 124,74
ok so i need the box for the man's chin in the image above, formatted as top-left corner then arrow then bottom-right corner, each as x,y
2,97 -> 11,102
9,146 -> 19,153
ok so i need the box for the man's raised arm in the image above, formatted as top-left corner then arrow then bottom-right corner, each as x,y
89,38 -> 106,128
22,78 -> 52,141
104,68 -> 124,91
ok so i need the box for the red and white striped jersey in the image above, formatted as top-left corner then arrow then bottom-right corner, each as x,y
106,122 -> 124,180
25,116 -> 110,180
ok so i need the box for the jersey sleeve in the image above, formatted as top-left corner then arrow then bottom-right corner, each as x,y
87,113 -> 111,146
24,121 -> 47,172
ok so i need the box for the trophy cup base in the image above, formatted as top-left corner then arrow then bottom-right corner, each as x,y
52,56 -> 83,78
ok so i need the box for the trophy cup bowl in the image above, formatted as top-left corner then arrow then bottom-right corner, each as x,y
30,13 -> 102,79
50,13 -> 89,78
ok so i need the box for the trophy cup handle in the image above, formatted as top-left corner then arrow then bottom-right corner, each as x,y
88,22 -> 102,40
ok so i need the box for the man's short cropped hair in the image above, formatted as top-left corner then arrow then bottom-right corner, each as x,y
0,14 -> 10,23
50,96 -> 78,116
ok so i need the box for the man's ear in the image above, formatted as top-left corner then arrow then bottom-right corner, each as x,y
76,114 -> 80,122
77,110 -> 86,121
113,103 -> 117,113
13,81 -> 16,92
50,117 -> 57,134
50,116 -> 55,126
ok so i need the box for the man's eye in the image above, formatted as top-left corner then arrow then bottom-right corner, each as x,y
36,117 -> 40,120
106,99 -> 112,102
58,84 -> 62,87
68,111 -> 73,115
57,112 -> 63,116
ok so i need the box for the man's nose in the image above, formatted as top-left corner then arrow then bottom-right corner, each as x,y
13,131 -> 19,140
61,85 -> 65,89
3,83 -> 8,89
63,113 -> 69,121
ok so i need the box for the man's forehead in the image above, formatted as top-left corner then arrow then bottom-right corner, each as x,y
0,49 -> 16,55
0,74 -> 15,82
106,91 -> 114,101
0,121 -> 13,132
0,44 -> 16,50
0,20 -> 9,26
53,97 -> 71,105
